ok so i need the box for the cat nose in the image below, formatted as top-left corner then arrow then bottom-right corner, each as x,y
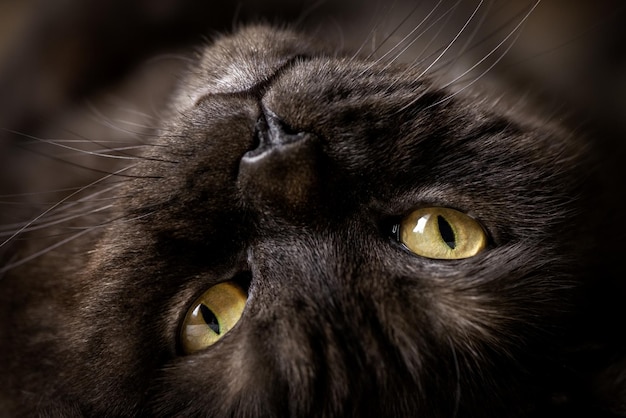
238,109 -> 322,218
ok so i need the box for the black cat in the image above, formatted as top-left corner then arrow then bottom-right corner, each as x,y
1,2 -> 625,417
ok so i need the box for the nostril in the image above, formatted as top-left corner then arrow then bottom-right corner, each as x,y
246,108 -> 307,160
263,107 -> 305,144
249,114 -> 268,155
268,114 -> 301,137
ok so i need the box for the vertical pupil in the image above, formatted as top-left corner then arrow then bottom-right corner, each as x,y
200,304 -> 220,334
437,215 -> 456,249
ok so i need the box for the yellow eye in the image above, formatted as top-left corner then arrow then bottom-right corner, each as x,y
399,207 -> 486,259
180,281 -> 247,354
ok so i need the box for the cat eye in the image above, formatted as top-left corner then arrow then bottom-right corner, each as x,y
399,207 -> 486,259
180,281 -> 247,354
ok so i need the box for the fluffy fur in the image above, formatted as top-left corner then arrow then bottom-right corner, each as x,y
1,4 -> 625,417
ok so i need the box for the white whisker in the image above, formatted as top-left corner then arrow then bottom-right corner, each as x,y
358,0 -> 446,76
383,0 -> 454,69
395,0 -> 538,114
350,0 -> 410,61
437,0 -> 540,90
423,12 -> 527,110
4,128 -> 157,161
414,0 -> 484,80
84,101 -> 158,141
0,164 -> 136,250
20,139 -> 139,145
53,144 -> 157,160
0,183 -> 126,234
0,204 -> 114,237
106,103 -> 159,123
428,0 -> 495,80
0,178 -> 131,201
0,228 -> 94,274
385,0 -> 464,91
109,118 -> 159,131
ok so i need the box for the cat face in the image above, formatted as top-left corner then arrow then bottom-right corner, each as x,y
0,23 -> 619,418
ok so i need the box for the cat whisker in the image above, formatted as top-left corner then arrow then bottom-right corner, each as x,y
423,0 -> 532,79
51,144 -> 160,160
0,178 -> 132,202
29,138 -> 148,161
384,0 -> 464,91
7,207 -> 156,243
84,101 -> 162,142
13,132 -> 155,154
387,0 -> 497,89
351,0 -> 417,62
0,185 -> 156,248
0,204 -> 114,237
358,0 -> 448,76
11,131 -> 178,167
52,123 -> 174,149
18,138 -> 148,146
57,112 -> 163,147
96,94 -> 162,123
498,0 -> 622,74
111,106 -> 159,123
394,1 -> 537,114
0,187 -> 97,200
425,0 -> 494,80
413,0 -> 484,81
90,102 -> 166,134
113,209 -> 158,225
383,0 -> 459,70
108,118 -> 160,131
0,181 -> 127,230
422,10 -> 528,110
0,164 -> 136,250
436,0 -> 539,89
0,228 -> 94,275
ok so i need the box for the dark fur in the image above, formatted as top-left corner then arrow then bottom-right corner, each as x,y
1,4 -> 626,418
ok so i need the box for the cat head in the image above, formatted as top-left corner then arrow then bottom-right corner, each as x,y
1,25 -> 622,417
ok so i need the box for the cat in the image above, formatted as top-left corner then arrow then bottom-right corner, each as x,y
1,1 -> 626,417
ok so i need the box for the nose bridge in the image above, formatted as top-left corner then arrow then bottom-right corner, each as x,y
248,235 -> 373,346
248,238 -> 356,395
241,230 -> 421,415
247,234 -> 351,328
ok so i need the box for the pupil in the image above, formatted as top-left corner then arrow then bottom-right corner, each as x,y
200,304 -> 220,334
437,215 -> 456,249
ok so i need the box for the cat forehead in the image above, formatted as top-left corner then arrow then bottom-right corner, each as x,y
171,25 -> 323,110
172,25 -> 441,112
172,25 -> 540,131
